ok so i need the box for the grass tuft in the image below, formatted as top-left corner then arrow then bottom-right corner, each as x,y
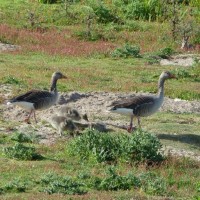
3,143 -> 43,160
39,172 -> 87,195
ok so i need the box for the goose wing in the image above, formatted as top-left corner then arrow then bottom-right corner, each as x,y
9,90 -> 55,110
110,95 -> 155,116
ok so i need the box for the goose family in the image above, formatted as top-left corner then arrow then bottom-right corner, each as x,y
49,113 -> 106,136
7,72 -> 67,124
56,105 -> 88,122
109,71 -> 176,132
49,106 -> 89,136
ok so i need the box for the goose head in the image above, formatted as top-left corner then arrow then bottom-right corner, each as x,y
159,71 -> 176,81
52,72 -> 67,80
50,72 -> 67,92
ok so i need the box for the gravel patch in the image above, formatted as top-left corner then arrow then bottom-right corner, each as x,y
0,42 -> 21,52
160,54 -> 200,67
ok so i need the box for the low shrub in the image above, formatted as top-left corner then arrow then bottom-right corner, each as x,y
3,143 -> 42,160
98,166 -> 141,191
80,167 -> 166,194
144,47 -> 175,63
10,132 -> 40,143
157,47 -> 175,59
139,172 -> 167,195
0,134 -> 8,144
68,129 -> 126,162
68,129 -> 164,164
197,181 -> 200,192
126,130 -> 165,164
111,44 -> 141,58
40,172 -> 87,195
3,178 -> 28,193
88,2 -> 119,24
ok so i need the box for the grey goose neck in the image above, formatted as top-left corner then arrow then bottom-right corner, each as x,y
157,75 -> 166,98
50,75 -> 59,92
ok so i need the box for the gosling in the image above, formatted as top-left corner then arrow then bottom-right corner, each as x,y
56,106 -> 88,121
49,115 -> 77,136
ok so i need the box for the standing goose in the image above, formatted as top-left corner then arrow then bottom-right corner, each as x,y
7,72 -> 67,123
109,71 -> 176,132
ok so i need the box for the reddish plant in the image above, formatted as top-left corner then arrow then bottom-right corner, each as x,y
0,24 -> 115,56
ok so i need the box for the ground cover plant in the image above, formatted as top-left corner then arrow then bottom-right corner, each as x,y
68,129 -> 164,164
3,142 -> 42,160
0,130 -> 200,199
0,0 -> 200,199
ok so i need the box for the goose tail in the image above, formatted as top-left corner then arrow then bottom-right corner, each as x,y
7,101 -> 12,106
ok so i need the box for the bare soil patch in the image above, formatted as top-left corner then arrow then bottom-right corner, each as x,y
160,54 -> 200,67
0,42 -> 21,52
1,85 -> 200,161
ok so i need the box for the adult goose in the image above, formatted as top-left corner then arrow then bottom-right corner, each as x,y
108,71 -> 176,132
7,72 -> 67,123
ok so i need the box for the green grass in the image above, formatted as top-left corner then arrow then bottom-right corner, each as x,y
146,112 -> 200,154
0,1 -> 200,199
0,130 -> 199,199
0,53 -> 199,100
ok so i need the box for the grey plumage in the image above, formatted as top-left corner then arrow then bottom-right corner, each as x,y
49,114 -> 106,136
7,72 -> 67,123
49,115 -> 77,136
56,105 -> 88,122
109,71 -> 176,132
73,121 -> 107,132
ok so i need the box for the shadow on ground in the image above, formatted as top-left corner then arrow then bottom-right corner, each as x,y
157,133 -> 200,149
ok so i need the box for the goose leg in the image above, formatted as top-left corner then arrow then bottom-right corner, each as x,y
127,115 -> 134,133
33,110 -> 37,123
137,117 -> 141,128
24,110 -> 33,124
58,128 -> 63,136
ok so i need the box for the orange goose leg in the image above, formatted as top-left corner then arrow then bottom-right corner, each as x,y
24,110 -> 33,124
33,110 -> 37,123
127,115 -> 134,133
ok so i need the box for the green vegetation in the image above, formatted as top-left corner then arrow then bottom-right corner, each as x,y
3,143 -> 42,160
111,44 -> 141,58
0,53 -> 199,100
0,130 -> 199,199
68,129 -> 164,164
0,0 -> 200,199
39,172 -> 87,195
10,132 -> 40,143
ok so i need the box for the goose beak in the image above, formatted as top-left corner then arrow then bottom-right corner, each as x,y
170,74 -> 177,79
62,75 -> 67,79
